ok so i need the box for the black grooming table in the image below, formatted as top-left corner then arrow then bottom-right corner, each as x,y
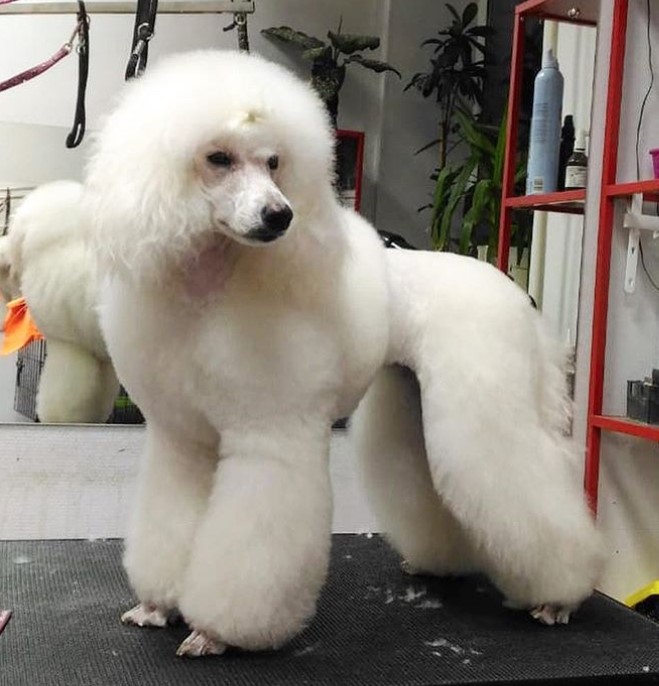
2,535 -> 659,686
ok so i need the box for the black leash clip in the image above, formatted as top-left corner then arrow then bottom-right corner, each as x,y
126,22 -> 154,79
222,12 -> 249,52
125,0 -> 159,80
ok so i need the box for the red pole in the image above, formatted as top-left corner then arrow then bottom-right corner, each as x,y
585,0 -> 629,514
498,10 -> 525,272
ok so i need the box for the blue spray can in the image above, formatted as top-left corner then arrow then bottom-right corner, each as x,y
526,49 -> 564,195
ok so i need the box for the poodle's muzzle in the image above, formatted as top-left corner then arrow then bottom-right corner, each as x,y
247,205 -> 294,243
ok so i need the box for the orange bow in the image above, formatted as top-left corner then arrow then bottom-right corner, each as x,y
1,297 -> 44,355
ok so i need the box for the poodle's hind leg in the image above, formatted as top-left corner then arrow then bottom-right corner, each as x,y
350,365 -> 479,578
177,422 -> 333,656
416,317 -> 604,621
36,339 -> 120,423
122,425 -> 217,626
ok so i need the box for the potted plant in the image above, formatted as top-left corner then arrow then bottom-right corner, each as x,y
262,20 -> 400,212
406,2 -> 492,169
262,19 -> 400,127
429,109 -> 531,270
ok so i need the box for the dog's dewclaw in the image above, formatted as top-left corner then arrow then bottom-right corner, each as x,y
176,630 -> 227,658
120,603 -> 168,628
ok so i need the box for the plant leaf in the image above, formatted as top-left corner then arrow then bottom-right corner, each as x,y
455,109 -> 495,158
345,54 -> 401,77
460,178 -> 492,253
435,157 -> 478,250
429,166 -> 458,248
328,31 -> 380,54
492,110 -> 508,184
421,38 -> 446,48
462,2 -> 478,28
414,137 -> 442,155
261,26 -> 325,51
466,25 -> 496,37
445,3 -> 462,25
302,45 -> 332,61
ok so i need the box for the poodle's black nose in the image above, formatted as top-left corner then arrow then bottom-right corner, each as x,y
261,205 -> 293,234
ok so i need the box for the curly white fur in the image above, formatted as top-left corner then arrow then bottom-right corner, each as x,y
85,50 -> 390,653
352,251 -> 605,613
84,49 -> 603,656
3,181 -> 118,423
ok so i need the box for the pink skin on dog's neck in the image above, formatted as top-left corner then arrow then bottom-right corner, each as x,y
183,238 -> 234,299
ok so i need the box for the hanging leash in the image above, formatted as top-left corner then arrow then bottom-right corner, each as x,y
223,0 -> 249,52
66,0 -> 89,148
125,0 -> 159,80
0,17 -> 84,93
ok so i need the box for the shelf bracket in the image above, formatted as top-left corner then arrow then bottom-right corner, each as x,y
624,226 -> 640,293
623,193 -> 659,294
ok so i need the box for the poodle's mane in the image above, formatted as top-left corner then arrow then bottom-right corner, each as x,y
84,50 -> 339,283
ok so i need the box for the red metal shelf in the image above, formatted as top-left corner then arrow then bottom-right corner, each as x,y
516,0 -> 599,26
591,415 -> 659,442
501,0 -> 628,514
605,179 -> 659,198
504,189 -> 586,214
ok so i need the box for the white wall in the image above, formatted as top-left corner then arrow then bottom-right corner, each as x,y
574,0 -> 659,601
0,122 -> 88,186
0,426 -> 377,538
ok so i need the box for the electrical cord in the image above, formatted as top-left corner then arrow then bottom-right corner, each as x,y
639,241 -> 659,291
635,0 -> 653,180
635,0 -> 659,292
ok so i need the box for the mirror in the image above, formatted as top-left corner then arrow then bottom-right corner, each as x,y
0,2 -> 596,425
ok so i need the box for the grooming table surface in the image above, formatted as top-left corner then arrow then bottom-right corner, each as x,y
2,535 -> 659,686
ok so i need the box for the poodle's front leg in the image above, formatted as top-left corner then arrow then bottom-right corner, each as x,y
178,423 -> 333,656
36,339 -> 120,423
122,425 -> 217,624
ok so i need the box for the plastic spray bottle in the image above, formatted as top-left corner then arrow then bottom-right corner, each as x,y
526,49 -> 564,195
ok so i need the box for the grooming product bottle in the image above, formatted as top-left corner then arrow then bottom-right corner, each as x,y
526,49 -> 564,195
557,115 -> 575,190
564,129 -> 588,189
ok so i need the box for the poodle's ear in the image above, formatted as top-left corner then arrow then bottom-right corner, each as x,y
84,130 -> 209,283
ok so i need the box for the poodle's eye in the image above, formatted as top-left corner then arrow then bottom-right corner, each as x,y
207,151 -> 233,168
267,155 -> 279,171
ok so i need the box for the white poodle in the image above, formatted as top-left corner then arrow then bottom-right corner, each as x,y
84,50 -> 604,657
2,181 -> 119,423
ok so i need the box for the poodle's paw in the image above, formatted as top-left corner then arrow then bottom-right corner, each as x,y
530,604 -> 572,626
121,603 -> 169,628
176,630 -> 226,658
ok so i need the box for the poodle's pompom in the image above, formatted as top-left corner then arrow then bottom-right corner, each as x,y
6,181 -> 85,295
84,50 -> 336,282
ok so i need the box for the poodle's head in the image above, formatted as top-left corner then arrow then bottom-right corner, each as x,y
85,50 -> 336,280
